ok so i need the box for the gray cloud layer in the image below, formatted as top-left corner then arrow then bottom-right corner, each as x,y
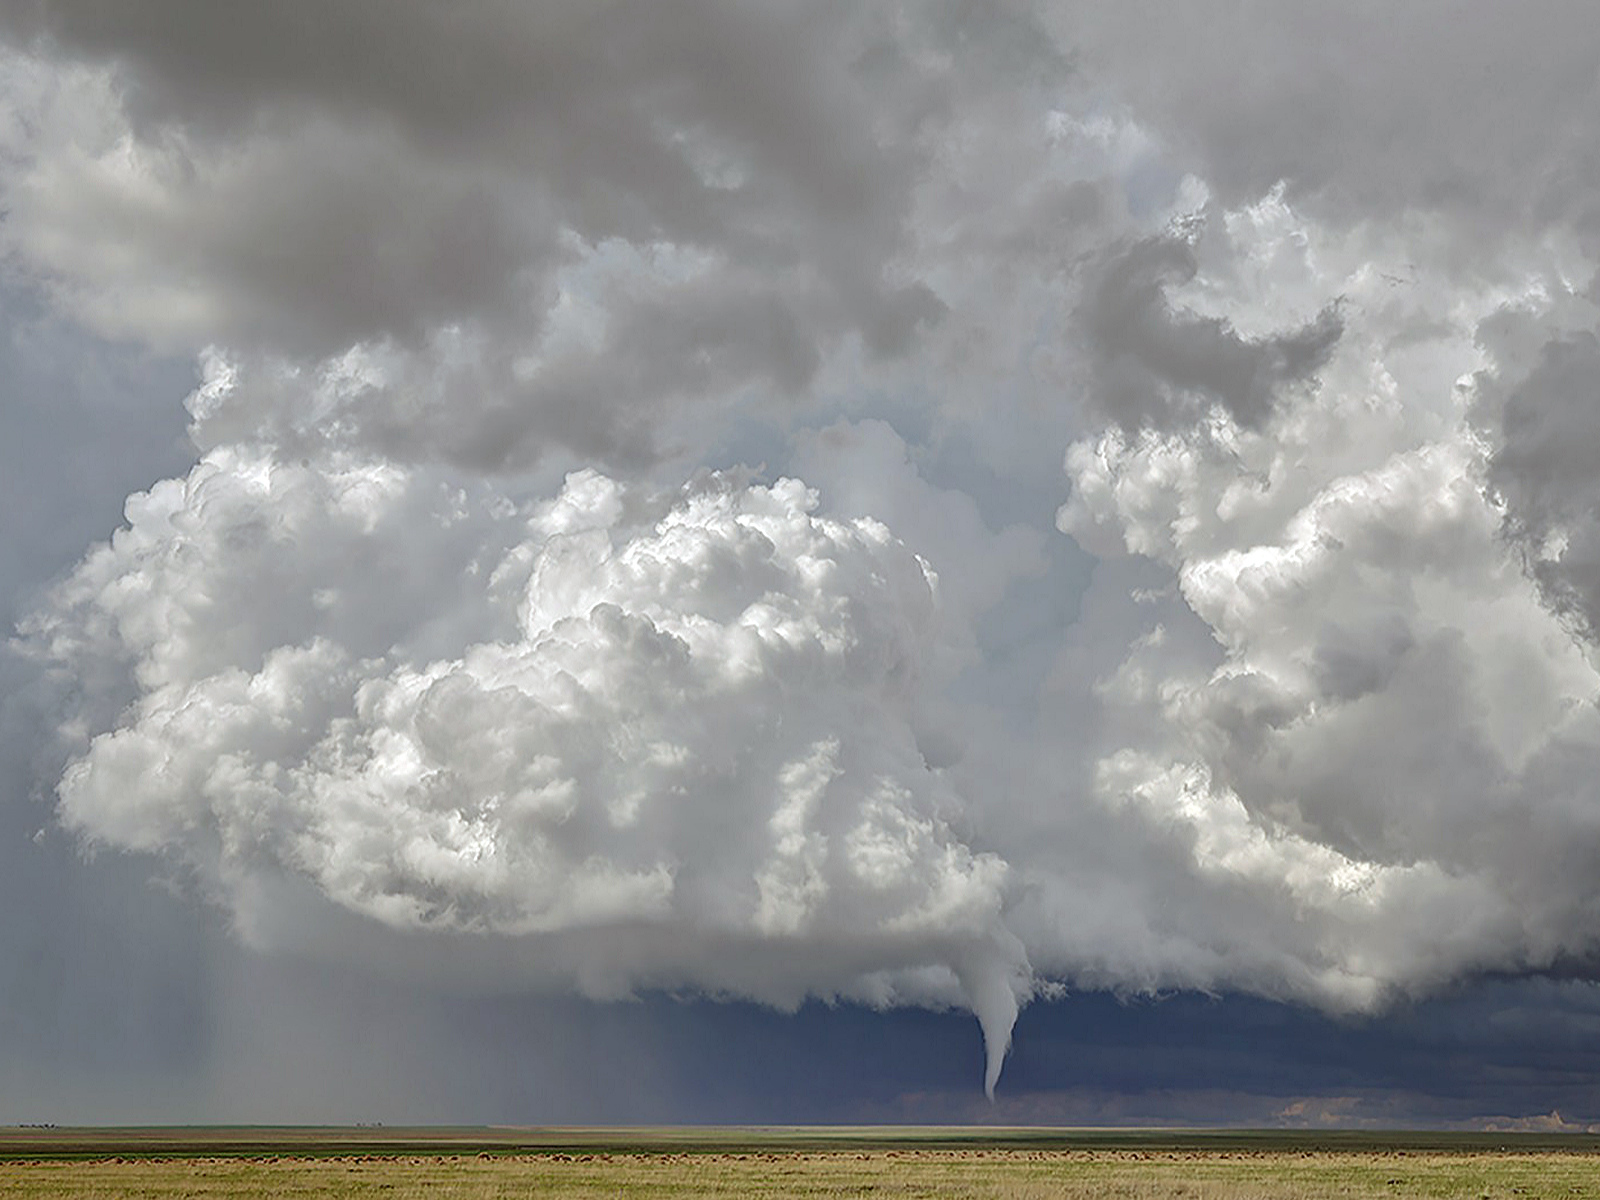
1058,2 -> 1600,246
1,1 -> 1071,470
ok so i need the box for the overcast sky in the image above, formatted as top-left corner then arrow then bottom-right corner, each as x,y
6,1 -> 1600,1127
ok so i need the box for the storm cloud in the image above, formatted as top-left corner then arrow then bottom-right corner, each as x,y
7,2 -> 1600,1108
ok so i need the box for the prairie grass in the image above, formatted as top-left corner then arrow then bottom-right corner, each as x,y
3,1148 -> 1598,1199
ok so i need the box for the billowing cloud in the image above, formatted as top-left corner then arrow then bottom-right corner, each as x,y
11,0 -> 1600,1106
1476,283 -> 1600,640
0,2 -> 923,350
23,450 -> 1030,1091
1080,233 -> 1343,431
0,1 -> 1083,471
1050,195 -> 1600,1008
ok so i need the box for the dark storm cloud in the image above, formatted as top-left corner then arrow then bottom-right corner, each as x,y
0,0 -> 1049,469
1081,235 -> 1343,431
971,982 -> 1600,1128
1486,329 -> 1600,640
0,0 -> 915,343
1061,2 -> 1600,249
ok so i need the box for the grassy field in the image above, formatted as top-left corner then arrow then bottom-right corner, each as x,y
3,1128 -> 1600,1198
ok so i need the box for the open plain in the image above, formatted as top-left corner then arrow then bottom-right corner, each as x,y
4,1128 -> 1600,1198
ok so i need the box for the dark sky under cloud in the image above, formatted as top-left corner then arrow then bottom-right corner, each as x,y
6,2 -> 1600,1126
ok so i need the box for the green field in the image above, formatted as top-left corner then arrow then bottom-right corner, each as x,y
3,1127 -> 1599,1198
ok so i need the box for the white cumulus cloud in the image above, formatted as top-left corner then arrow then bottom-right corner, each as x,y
24,450 -> 1030,1090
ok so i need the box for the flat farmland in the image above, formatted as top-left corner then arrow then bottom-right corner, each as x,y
4,1127 -> 1600,1198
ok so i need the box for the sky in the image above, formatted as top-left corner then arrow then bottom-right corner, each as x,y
5,1 -> 1600,1128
